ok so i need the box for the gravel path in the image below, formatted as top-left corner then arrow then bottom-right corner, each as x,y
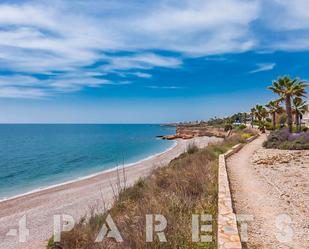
226,134 -> 309,249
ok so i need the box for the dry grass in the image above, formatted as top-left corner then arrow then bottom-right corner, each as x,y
48,133 -> 248,249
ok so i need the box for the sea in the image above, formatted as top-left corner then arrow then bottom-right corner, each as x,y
0,124 -> 175,200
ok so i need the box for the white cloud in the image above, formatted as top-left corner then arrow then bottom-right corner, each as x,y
260,0 -> 309,51
146,85 -> 184,89
249,63 -> 276,74
0,4 -> 55,27
138,1 -> 257,32
0,0 -> 259,96
264,0 -> 309,30
0,73 -> 110,96
101,53 -> 182,72
0,86 -> 48,99
130,72 -> 152,78
0,75 -> 39,86
49,77 -> 110,91
123,0 -> 259,55
0,0 -> 258,73
274,38 -> 309,51
0,0 -> 309,98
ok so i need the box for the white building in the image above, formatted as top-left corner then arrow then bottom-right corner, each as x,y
302,113 -> 309,127
302,104 -> 309,127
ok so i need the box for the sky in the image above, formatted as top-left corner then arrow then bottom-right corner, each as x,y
0,0 -> 309,123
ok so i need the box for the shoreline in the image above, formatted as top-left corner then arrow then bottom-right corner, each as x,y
0,140 -> 177,204
0,136 -> 222,248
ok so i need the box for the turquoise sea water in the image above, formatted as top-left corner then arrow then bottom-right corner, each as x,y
0,124 -> 175,200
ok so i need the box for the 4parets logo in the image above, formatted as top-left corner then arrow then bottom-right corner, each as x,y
7,213 -> 294,244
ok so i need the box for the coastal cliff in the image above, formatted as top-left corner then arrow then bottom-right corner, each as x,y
161,124 -> 227,140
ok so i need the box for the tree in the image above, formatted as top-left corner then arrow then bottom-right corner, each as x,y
255,104 -> 268,121
266,100 -> 283,129
250,107 -> 256,128
268,76 -> 308,133
252,104 -> 268,133
292,97 -> 308,132
243,112 -> 248,125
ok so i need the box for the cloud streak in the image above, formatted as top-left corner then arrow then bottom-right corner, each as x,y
146,85 -> 184,89
0,0 -> 309,98
249,63 -> 276,73
0,86 -> 48,99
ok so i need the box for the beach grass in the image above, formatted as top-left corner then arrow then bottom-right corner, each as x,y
48,131 -> 252,249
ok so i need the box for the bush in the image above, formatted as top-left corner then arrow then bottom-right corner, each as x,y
264,121 -> 273,130
257,121 -> 266,133
235,124 -> 247,130
186,143 -> 198,154
263,129 -> 309,150
224,123 -> 233,131
302,126 -> 309,132
241,133 -> 252,140
50,136 -> 246,249
279,114 -> 287,126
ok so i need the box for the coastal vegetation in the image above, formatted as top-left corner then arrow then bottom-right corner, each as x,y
268,76 -> 308,133
190,76 -> 308,150
263,128 -> 309,150
48,130 -> 255,249
292,97 -> 308,133
47,75 -> 307,248
263,76 -> 309,149
208,76 -> 308,150
250,104 -> 268,132
169,76 -> 308,150
265,100 -> 283,130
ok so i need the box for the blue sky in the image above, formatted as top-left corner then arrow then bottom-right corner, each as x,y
0,0 -> 309,123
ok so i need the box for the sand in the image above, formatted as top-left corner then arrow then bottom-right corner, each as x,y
227,134 -> 309,249
0,136 -> 221,249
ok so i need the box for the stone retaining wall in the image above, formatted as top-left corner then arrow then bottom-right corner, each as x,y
218,135 -> 258,249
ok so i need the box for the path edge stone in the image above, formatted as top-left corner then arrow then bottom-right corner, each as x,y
218,134 -> 259,249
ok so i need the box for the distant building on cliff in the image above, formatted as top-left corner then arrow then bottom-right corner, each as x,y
302,103 -> 309,127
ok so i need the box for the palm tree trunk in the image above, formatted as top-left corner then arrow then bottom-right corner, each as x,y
272,113 -> 276,130
285,95 -> 293,133
295,113 -> 300,133
251,115 -> 254,128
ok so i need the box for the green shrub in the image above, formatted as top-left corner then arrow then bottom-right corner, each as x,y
264,121 -> 273,130
279,114 -> 287,126
241,133 -> 252,140
257,121 -> 266,133
263,129 -> 309,150
235,124 -> 247,130
224,123 -> 233,131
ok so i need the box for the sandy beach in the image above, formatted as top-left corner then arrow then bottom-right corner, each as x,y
0,136 -> 221,249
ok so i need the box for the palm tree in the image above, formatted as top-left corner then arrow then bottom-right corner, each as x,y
266,100 -> 283,129
268,76 -> 308,133
250,107 -> 256,128
253,104 -> 268,132
292,98 -> 308,132
255,104 -> 268,121
243,112 -> 248,125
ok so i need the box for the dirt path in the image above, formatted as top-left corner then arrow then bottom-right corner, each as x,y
226,134 -> 308,249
